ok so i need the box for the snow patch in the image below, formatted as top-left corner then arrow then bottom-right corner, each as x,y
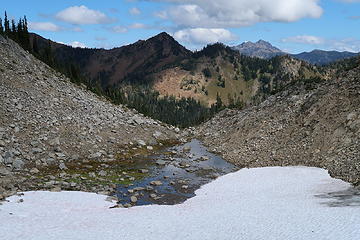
0,167 -> 359,240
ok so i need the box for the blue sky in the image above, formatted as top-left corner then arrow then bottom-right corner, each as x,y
1,0 -> 360,53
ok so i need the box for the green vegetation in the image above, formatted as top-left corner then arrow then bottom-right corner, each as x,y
106,86 -> 224,128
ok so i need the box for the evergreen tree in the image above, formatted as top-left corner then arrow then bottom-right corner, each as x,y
32,36 -> 39,54
4,11 -> 10,35
0,18 -> 3,35
215,92 -> 223,111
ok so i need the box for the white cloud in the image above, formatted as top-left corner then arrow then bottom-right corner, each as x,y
111,26 -> 128,33
282,35 -> 324,45
56,5 -> 113,25
129,7 -> 141,15
327,38 -> 360,52
129,23 -> 147,29
338,0 -> 360,2
282,35 -> 360,52
28,22 -> 62,32
71,27 -> 83,32
151,0 -> 323,28
173,28 -> 236,44
154,11 -> 168,19
70,41 -> 87,48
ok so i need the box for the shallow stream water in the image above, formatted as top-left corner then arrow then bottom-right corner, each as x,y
115,139 -> 239,206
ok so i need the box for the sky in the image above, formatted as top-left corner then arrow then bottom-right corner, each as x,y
1,0 -> 360,53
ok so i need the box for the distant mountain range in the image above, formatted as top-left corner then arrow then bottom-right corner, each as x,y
232,40 -> 359,65
29,32 -> 322,108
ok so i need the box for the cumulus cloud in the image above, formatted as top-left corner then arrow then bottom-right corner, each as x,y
71,27 -> 83,32
56,5 -> 113,25
129,7 -> 141,15
111,26 -> 128,33
173,28 -> 236,44
282,35 -> 324,45
151,0 -> 323,28
327,38 -> 360,52
129,23 -> 147,29
282,35 -> 360,52
70,41 -> 87,48
28,22 -> 62,32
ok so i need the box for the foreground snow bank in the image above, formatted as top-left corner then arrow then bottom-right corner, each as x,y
0,167 -> 359,240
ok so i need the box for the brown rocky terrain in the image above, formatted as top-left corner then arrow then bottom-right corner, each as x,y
0,36 -> 180,200
196,60 -> 360,185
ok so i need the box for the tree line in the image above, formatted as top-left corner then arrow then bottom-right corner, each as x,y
0,12 -> 225,127
0,12 -> 30,51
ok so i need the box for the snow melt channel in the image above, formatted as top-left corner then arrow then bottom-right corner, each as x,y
0,167 -> 359,240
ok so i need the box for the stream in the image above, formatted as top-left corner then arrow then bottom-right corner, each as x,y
115,139 -> 239,206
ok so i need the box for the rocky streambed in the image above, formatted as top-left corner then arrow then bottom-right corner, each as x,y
0,139 -> 239,207
114,139 -> 238,207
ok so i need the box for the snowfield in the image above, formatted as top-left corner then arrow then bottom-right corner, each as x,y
0,167 -> 359,240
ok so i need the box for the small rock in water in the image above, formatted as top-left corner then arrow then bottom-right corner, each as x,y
105,196 -> 118,202
124,203 -> 132,208
156,160 -> 166,166
98,170 -> 107,177
150,193 -> 157,199
130,196 -> 138,203
183,146 -> 191,152
146,146 -> 154,151
138,169 -> 149,174
181,185 -> 189,189
150,180 -> 162,186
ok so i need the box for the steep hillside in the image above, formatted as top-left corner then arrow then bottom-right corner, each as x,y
196,58 -> 360,185
30,32 -> 191,87
154,44 -> 323,107
0,36 -> 178,199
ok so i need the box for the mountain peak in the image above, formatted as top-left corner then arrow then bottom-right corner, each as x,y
151,32 -> 176,42
232,40 -> 285,59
